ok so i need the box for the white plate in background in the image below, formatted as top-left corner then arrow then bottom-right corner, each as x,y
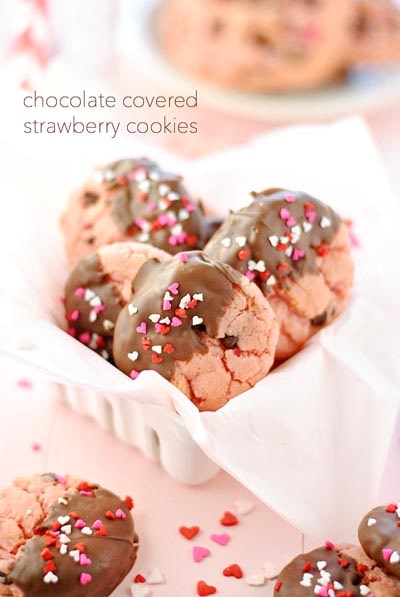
117,0 -> 400,122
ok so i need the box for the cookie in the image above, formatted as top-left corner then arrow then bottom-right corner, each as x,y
64,241 -> 170,361
113,250 -> 279,411
205,189 -> 354,361
359,503 -> 400,582
159,0 -> 354,92
0,474 -> 138,597
61,158 -> 207,269
352,0 -> 400,64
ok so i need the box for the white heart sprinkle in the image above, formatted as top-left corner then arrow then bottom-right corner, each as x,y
103,169 -> 115,182
44,571 -> 58,584
317,561 -> 327,570
146,568 -> 165,585
333,581 -> 344,590
303,221 -> 313,233
390,551 -> 400,564
285,246 -> 293,258
137,233 -> 150,243
59,543 -> 68,555
61,524 -> 72,535
319,569 -> 331,583
266,275 -> 276,286
300,573 -> 313,587
138,180 -> 150,192
69,550 -> 80,562
101,350 -> 109,360
103,319 -> 114,331
291,225 -> 301,236
235,236 -> 246,247
367,517 -> 377,527
221,237 -> 231,248
163,291 -> 174,302
178,209 -> 190,221
255,260 -> 266,272
171,224 -> 183,235
57,497 -> 68,506
128,304 -> 138,316
179,293 -> 191,309
263,561 -> 280,580
168,192 -> 180,201
360,585 -> 372,596
58,534 -> 70,544
193,293 -> 204,301
269,235 -> 279,247
128,351 -> 139,362
279,236 -> 289,245
130,585 -> 152,597
92,170 -> 104,184
320,216 -> 331,229
89,311 -> 97,323
84,289 -> 95,301
57,516 -> 70,525
235,499 -> 254,515
152,345 -> 162,354
192,316 -> 204,326
81,527 -> 93,536
158,183 -> 170,196
247,260 -> 256,271
245,573 -> 265,586
159,317 -> 171,324
89,296 -> 102,307
149,313 -> 160,323
26,509 -> 32,515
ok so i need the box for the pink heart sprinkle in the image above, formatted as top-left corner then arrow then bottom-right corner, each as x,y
306,210 -> 316,223
70,310 -> 80,321
179,253 -> 188,263
80,554 -> 92,566
79,490 -> 93,497
193,546 -> 211,563
79,332 -> 91,344
186,204 -> 196,212
168,236 -> 178,246
245,271 -> 255,280
80,573 -> 92,586
168,283 -> 179,295
130,369 -> 140,380
317,588 -> 329,597
163,300 -> 172,310
171,317 -> 182,327
292,249 -> 305,261
325,541 -> 335,550
210,533 -> 230,546
93,305 -> 105,315
56,474 -> 67,485
115,508 -> 126,519
75,287 -> 85,298
147,202 -> 157,211
383,549 -> 394,561
91,520 -> 103,530
286,217 -> 296,228
75,519 -> 86,529
279,208 -> 290,220
284,194 -> 296,203
136,322 -> 147,334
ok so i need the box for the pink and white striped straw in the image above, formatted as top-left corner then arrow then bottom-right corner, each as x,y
11,0 -> 51,90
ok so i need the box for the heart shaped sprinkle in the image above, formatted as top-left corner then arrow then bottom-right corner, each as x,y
168,283 -> 179,295
146,568 -> 165,584
197,580 -> 217,596
193,546 -> 211,563
235,499 -> 254,515
80,572 -> 92,586
192,316 -> 203,326
128,351 -> 139,362
179,526 -> 200,540
221,237 -> 231,248
149,313 -> 160,323
223,564 -> 243,579
57,516 -> 70,525
43,571 -> 58,584
210,533 -> 230,546
69,550 -> 80,563
134,574 -> 146,583
171,317 -> 182,327
80,554 -> 92,566
245,573 -> 265,586
220,511 -> 238,526
115,508 -> 126,519
128,304 -> 138,315
136,322 -> 147,334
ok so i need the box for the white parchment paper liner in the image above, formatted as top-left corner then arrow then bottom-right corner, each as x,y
1,118 -> 399,542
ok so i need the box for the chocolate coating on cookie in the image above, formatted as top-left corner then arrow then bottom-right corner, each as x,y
113,251 -> 242,380
64,254 -> 121,361
8,483 -> 138,596
92,158 -> 206,253
274,545 -> 366,596
359,503 -> 400,580
205,189 -> 341,293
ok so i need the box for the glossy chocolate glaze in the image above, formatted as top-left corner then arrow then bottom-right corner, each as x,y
113,251 -> 241,380
9,484 -> 137,597
274,545 -> 364,596
90,158 -> 206,254
205,189 -> 341,293
359,504 -> 400,580
64,254 -> 122,361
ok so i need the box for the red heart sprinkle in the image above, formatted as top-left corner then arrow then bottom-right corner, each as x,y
357,563 -> 369,573
157,324 -> 170,335
142,337 -> 152,350
163,343 -> 175,354
151,353 -> 163,364
338,558 -> 349,568
174,308 -> 187,318
187,235 -> 197,247
258,271 -> 270,282
238,249 -> 249,261
73,543 -> 86,554
105,510 -> 116,519
134,574 -> 146,583
45,536 -> 57,547
386,504 -> 397,513
277,262 -> 288,271
220,511 -> 238,526
96,527 -> 108,536
187,299 -> 197,309
302,561 -> 312,572
124,496 -> 134,510
274,581 -> 282,592
43,561 -> 57,574
69,511 -> 79,519
40,548 -> 54,561
223,564 -> 243,579
304,202 -> 315,211
50,521 -> 61,531
197,580 -> 217,596
179,525 -> 200,540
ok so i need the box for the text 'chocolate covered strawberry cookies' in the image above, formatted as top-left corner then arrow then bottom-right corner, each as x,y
61,158 -> 207,269
0,474 -> 138,597
113,251 -> 279,411
64,241 -> 170,361
205,189 -> 354,361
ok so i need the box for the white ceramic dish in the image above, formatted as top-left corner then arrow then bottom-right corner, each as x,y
117,0 -> 400,122
59,385 -> 220,484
